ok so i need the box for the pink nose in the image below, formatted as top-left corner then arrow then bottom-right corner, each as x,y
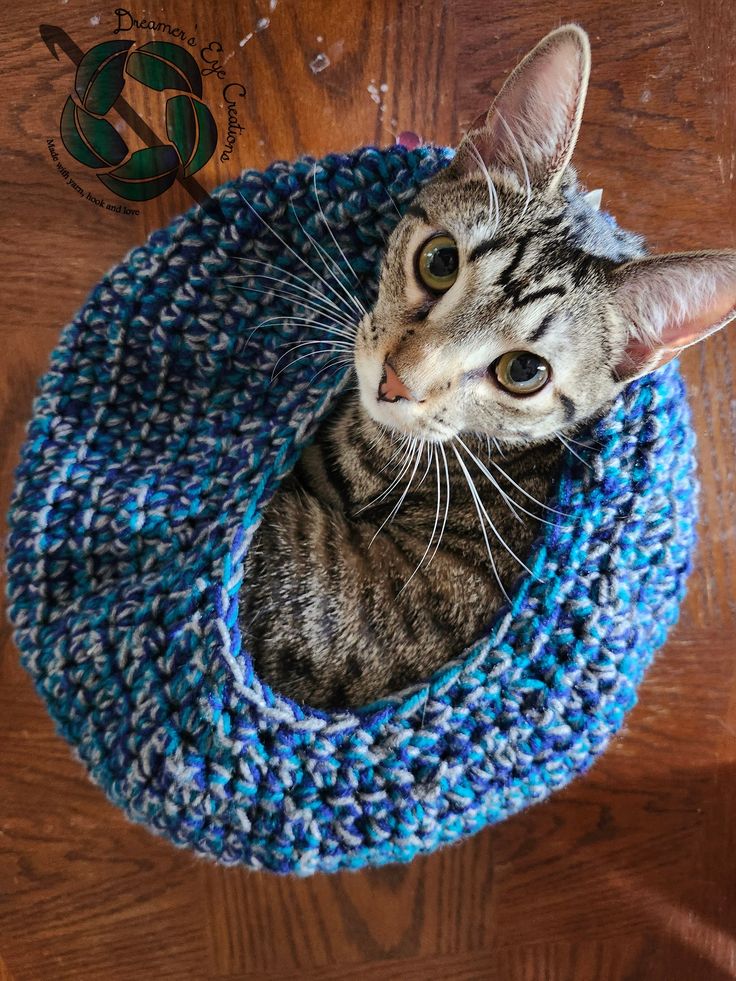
378,360 -> 414,403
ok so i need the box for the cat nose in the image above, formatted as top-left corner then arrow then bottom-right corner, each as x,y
378,359 -> 415,403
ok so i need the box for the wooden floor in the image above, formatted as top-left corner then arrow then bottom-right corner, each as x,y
2,1 -> 735,978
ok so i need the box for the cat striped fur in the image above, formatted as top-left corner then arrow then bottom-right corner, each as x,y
240,25 -> 736,708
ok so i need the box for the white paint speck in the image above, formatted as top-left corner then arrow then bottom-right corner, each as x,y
270,0 -> 278,9
379,82 -> 388,93
367,83 -> 380,105
641,88 -> 652,103
310,52 -> 330,74
239,33 -> 253,46
255,17 -> 270,31
90,13 -> 100,25
316,34 -> 324,43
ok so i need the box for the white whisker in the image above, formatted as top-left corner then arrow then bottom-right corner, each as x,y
277,338 -> 353,357
289,201 -> 367,319
370,438 -> 425,548
259,315 -> 356,341
239,194 -> 364,321
231,256 -> 358,324
431,442 -> 452,566
308,357 -> 354,385
312,166 -> 364,288
487,456 -> 569,517
397,444 -> 443,595
457,437 -> 557,528
556,432 -> 593,470
451,442 -> 510,601
270,347 -> 347,382
227,275 -> 358,331
453,442 -> 538,579
355,435 -> 415,514
456,436 -> 525,524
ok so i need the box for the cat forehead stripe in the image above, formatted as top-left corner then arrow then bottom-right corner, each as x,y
469,237 -> 506,262
406,203 -> 429,222
527,313 -> 556,342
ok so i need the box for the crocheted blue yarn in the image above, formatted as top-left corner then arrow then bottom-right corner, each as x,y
6,145 -> 698,875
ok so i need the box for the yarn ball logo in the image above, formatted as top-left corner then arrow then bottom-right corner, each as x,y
60,39 -> 217,201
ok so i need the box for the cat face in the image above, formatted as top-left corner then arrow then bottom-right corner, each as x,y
354,25 -> 736,446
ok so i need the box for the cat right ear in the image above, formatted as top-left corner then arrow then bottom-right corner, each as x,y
450,25 -> 591,192
610,251 -> 736,382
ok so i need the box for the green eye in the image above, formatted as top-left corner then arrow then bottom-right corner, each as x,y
493,351 -> 551,395
416,234 -> 459,293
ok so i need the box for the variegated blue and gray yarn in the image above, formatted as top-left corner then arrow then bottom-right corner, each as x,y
6,145 -> 698,875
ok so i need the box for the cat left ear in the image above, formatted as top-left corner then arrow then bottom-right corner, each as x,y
450,25 -> 591,192
611,251 -> 736,382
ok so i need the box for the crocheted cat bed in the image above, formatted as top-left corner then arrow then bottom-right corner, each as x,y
6,145 -> 698,875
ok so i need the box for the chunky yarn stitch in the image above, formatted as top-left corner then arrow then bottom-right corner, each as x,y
6,146 -> 698,874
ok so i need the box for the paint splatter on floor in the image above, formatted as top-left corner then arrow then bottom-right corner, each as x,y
310,53 -> 331,74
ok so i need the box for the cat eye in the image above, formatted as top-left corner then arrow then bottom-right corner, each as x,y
416,234 -> 459,293
492,351 -> 551,395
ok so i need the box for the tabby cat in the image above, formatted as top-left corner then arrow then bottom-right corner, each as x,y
240,25 -> 736,708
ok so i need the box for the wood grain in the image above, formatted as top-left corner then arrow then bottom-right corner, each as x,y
1,2 -> 735,979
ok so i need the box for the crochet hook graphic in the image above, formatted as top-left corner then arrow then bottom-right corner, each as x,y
39,23 -> 213,208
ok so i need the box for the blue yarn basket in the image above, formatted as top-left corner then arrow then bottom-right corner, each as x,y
6,146 -> 698,875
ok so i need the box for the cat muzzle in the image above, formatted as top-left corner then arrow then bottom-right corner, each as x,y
378,359 -> 421,403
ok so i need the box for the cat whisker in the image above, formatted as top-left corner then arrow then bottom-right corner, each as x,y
229,282 -> 357,336
355,435 -> 415,513
451,443 -> 510,601
312,166 -> 364,289
370,438 -> 425,548
377,434 -> 412,476
556,432 -> 593,470
453,440 -> 540,580
250,317 -> 354,352
271,347 -> 348,383
381,181 -> 404,219
455,436 -> 525,524
416,439 -> 435,489
559,432 -> 603,450
262,316 -> 356,342
397,444 -> 443,595
487,456 -> 569,517
239,194 -> 364,323
307,357 -> 354,386
288,201 -> 368,319
277,338 -> 353,359
244,310 -> 351,348
231,256 -> 358,324
457,437 -> 557,528
431,441 -> 452,567
226,275 -> 358,332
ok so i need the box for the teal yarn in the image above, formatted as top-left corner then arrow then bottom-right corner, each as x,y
6,146 -> 698,874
